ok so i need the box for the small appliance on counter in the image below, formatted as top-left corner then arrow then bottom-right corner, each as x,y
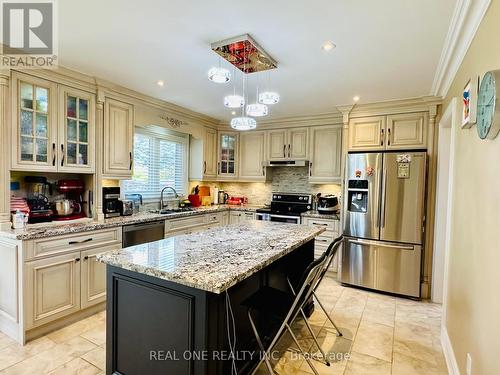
24,176 -> 53,223
119,199 -> 134,216
52,180 -> 86,221
317,194 -> 340,214
103,187 -> 121,218
218,190 -> 229,204
226,196 -> 248,205
125,193 -> 143,214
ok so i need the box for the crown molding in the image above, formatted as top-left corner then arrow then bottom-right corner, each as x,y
341,96 -> 442,119
431,0 -> 491,98
217,111 -> 343,130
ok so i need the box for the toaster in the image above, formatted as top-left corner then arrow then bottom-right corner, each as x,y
119,199 -> 134,216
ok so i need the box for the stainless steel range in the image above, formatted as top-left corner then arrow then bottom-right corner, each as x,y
256,193 -> 312,224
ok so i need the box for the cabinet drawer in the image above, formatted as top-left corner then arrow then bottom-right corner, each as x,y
165,215 -> 206,233
26,228 -> 122,261
302,217 -> 337,231
205,213 -> 221,224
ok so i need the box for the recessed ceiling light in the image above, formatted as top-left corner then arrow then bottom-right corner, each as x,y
353,96 -> 360,102
157,80 -> 165,87
321,41 -> 336,51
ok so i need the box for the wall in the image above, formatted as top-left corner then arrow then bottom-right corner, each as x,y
190,167 -> 341,206
443,1 -> 500,373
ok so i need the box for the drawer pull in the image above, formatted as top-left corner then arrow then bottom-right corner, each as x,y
84,256 -> 89,260
312,222 -> 328,226
68,238 -> 93,245
316,239 -> 329,242
75,257 -> 81,262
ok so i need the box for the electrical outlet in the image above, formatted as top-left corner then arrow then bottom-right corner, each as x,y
466,353 -> 472,375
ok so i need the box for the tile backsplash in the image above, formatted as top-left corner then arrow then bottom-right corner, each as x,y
189,167 -> 341,206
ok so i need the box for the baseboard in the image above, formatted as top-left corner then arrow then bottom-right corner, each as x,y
441,324 -> 460,375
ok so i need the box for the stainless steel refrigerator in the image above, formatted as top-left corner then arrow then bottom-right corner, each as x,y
341,151 -> 426,298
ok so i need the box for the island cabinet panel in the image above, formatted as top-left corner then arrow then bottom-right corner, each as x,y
105,240 -> 315,375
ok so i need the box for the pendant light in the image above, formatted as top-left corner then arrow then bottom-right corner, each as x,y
224,66 -> 244,107
230,45 -> 257,130
208,58 -> 230,83
259,71 -> 280,104
246,77 -> 268,117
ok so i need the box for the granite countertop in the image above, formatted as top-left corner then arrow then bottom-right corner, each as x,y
97,221 -> 325,294
301,210 -> 341,220
0,204 -> 262,241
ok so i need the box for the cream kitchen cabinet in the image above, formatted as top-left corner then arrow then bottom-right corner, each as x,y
302,217 -> 340,272
217,132 -> 238,180
239,131 -> 266,181
11,72 -> 96,173
308,125 -> 342,183
348,113 -> 427,151
189,127 -> 218,181
25,252 -> 81,329
229,211 -> 255,224
267,127 -> 308,160
81,245 -> 116,309
103,98 -> 134,178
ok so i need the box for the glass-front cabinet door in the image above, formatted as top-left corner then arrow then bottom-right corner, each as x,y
58,86 -> 95,172
12,73 -> 58,171
217,132 -> 238,179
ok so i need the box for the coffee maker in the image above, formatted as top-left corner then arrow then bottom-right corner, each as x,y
24,176 -> 53,223
52,179 -> 86,221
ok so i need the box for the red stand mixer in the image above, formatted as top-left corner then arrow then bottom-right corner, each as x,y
52,179 -> 86,221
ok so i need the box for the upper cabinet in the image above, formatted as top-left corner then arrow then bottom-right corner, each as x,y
11,72 -> 95,173
189,127 -> 218,181
103,98 -> 134,178
217,132 -> 238,180
309,125 -> 342,183
239,131 -> 266,182
58,86 -> 95,173
348,113 -> 428,151
267,127 -> 308,161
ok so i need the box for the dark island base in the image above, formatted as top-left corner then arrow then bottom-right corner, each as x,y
106,240 -> 314,375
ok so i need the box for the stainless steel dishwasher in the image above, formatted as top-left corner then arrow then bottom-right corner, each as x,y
122,220 -> 165,247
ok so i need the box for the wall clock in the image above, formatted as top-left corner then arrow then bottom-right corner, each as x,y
477,70 -> 500,140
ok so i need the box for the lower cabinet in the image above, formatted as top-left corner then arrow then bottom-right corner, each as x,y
229,211 -> 255,223
302,217 -> 340,272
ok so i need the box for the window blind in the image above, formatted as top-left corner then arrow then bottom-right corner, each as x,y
122,126 -> 188,199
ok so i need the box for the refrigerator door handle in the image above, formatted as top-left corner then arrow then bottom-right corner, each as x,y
348,239 -> 414,251
380,166 -> 387,228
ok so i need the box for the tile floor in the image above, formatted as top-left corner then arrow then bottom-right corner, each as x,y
0,276 -> 448,375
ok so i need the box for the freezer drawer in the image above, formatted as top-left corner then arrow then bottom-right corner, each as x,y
340,238 -> 421,297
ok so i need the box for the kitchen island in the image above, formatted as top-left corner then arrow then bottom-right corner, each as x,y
97,221 -> 325,375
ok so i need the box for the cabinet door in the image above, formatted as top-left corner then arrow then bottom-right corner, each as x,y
25,252 -> 81,329
239,131 -> 266,181
242,212 -> 255,221
203,128 -> 217,179
81,246 -> 116,309
11,73 -> 58,171
267,130 -> 287,160
58,86 -> 95,172
229,211 -> 242,224
348,116 -> 386,151
288,128 -> 308,159
386,112 -> 427,150
104,98 -> 134,177
309,126 -> 342,183
217,132 -> 238,180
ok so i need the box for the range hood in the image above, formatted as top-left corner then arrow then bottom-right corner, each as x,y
265,160 -> 308,167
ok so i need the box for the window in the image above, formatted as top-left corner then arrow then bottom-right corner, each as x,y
122,126 -> 188,199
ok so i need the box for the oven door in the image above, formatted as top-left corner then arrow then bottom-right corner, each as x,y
269,214 -> 301,224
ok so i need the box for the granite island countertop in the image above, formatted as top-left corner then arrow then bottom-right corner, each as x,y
97,221 -> 325,294
0,204 -> 263,241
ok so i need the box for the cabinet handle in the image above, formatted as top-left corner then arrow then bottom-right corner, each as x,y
316,238 -> 329,242
387,128 -> 391,146
68,238 -> 93,245
262,166 -> 265,176
75,257 -> 81,262
309,162 -> 312,176
288,144 -> 291,157
84,256 -> 89,260
380,129 -> 384,146
60,144 -> 64,166
218,162 -> 220,174
312,222 -> 328,226
129,152 -> 132,170
52,143 -> 56,166
204,161 -> 206,174
283,144 -> 286,158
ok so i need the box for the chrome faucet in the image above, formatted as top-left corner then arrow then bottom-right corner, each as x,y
160,186 -> 179,210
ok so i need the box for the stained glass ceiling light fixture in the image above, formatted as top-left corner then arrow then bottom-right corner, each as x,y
230,117 -> 257,131
258,91 -> 280,105
208,66 -> 230,83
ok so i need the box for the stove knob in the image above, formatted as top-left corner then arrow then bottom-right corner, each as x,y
307,205 -> 311,210
298,197 -> 303,200
278,195 -> 281,199
273,195 -> 277,199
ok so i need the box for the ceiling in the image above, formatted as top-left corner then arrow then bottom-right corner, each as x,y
59,0 -> 457,121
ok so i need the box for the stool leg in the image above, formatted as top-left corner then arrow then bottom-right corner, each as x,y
299,308 -> 330,365
285,322 -> 319,375
313,291 -> 342,337
248,309 -> 275,375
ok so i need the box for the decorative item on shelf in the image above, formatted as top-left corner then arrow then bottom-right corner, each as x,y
246,103 -> 268,117
477,69 -> 500,140
208,66 -> 230,83
158,114 -> 187,129
462,76 -> 479,128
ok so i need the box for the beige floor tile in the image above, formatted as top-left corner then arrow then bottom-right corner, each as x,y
47,315 -> 104,344
351,321 -> 393,362
0,336 -> 56,371
0,333 -> 16,351
394,321 -> 433,345
361,308 -> 395,328
344,351 -> 391,375
80,326 -> 106,346
81,346 -> 106,371
392,352 -> 448,375
48,357 -> 101,375
393,337 -> 440,366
